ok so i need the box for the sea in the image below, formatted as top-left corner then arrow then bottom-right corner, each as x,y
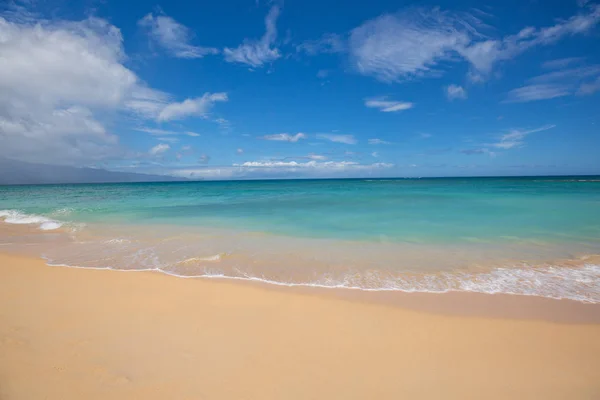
1,177 -> 599,303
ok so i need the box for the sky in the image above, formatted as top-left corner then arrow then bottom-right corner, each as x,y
0,0 -> 599,180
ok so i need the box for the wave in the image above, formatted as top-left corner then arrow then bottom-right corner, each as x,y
0,209 -> 63,230
42,253 -> 600,303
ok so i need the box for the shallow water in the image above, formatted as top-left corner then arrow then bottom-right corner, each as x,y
1,177 -> 599,302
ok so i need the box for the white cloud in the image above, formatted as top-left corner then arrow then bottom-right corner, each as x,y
157,92 -> 228,122
138,13 -> 218,58
297,33 -> 346,55
364,98 -> 414,112
491,125 -> 556,149
149,143 -> 170,155
578,76 -> 600,95
135,127 -> 201,137
199,154 -> 210,163
505,84 -> 571,102
460,148 -> 495,157
316,134 -> 357,144
262,133 -> 307,142
223,5 -> 281,67
306,154 -> 327,160
420,133 -> 432,139
371,151 -> 379,157
157,137 -> 179,143
445,84 -> 468,100
0,14 -> 226,165
368,138 -> 391,145
234,160 -> 392,170
316,69 -> 330,78
349,8 -> 475,82
459,5 -> 600,79
542,57 -> 585,69
347,6 -> 600,82
236,148 -> 244,155
529,65 -> 600,83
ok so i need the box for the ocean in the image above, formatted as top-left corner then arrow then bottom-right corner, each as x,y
1,177 -> 599,302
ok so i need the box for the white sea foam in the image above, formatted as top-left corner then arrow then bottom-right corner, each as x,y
40,251 -> 600,303
176,254 -> 224,264
105,238 -> 132,244
0,209 -> 63,230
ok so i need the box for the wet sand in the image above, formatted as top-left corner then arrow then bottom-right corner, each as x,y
1,252 -> 600,399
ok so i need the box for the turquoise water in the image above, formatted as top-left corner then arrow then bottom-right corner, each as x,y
1,177 -> 600,243
1,177 -> 600,302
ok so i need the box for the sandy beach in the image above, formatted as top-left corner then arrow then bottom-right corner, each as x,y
0,253 -> 599,399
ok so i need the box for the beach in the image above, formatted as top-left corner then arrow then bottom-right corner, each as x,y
2,252 -> 600,400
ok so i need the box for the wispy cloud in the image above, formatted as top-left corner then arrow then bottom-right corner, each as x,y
297,33 -> 346,55
262,133 -> 307,142
198,154 -> 210,163
156,137 -> 179,143
445,84 -> 468,100
542,57 -> 585,70
505,84 -> 571,103
223,5 -> 281,67
364,97 -> 414,112
138,13 -> 218,58
460,148 -> 495,157
149,143 -> 170,155
234,160 -> 392,170
491,125 -> 556,149
346,5 -> 600,83
349,8 -> 476,82
420,133 -> 433,139
368,138 -> 391,145
157,93 -> 228,122
507,64 -> 600,102
577,76 -> 600,95
529,65 -> 600,83
236,148 -> 244,155
316,134 -> 357,144
135,127 -> 200,137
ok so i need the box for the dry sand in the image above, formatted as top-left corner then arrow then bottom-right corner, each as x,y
1,252 -> 600,400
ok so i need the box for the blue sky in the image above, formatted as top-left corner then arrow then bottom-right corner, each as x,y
0,0 -> 599,179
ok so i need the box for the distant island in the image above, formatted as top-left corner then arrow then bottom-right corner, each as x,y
0,158 -> 186,185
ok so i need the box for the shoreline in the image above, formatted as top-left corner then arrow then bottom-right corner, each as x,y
2,252 -> 600,399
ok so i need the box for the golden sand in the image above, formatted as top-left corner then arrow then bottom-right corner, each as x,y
1,252 -> 600,399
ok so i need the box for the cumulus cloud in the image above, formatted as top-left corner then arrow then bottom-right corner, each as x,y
445,84 -> 468,100
262,133 -> 307,142
0,14 -> 227,166
223,5 -> 281,67
157,93 -> 228,122
364,98 -> 414,112
316,134 -> 357,144
138,13 -> 218,58
149,143 -> 170,155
